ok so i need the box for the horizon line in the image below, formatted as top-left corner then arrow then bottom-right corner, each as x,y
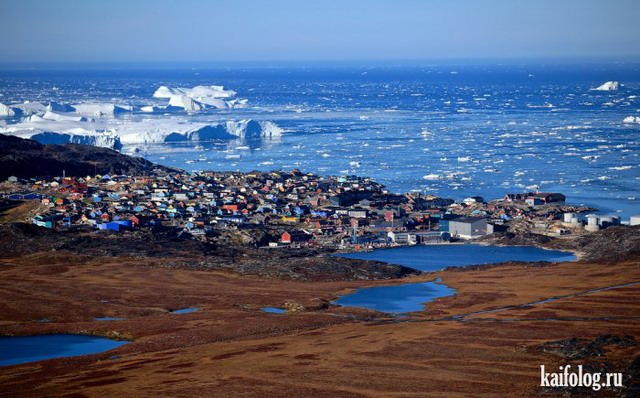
2,56 -> 640,71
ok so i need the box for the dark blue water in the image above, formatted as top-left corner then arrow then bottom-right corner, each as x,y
0,334 -> 128,366
334,279 -> 456,313
170,307 -> 199,314
338,244 -> 576,272
261,307 -> 287,314
1,64 -> 638,216
94,317 -> 124,321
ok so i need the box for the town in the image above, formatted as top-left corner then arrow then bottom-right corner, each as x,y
2,170 -> 635,250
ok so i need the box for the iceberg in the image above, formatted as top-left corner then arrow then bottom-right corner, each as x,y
226,120 -> 283,139
2,129 -> 121,149
168,95 -> 204,112
29,131 -> 122,149
46,101 -> 76,113
0,116 -> 283,149
153,84 -> 247,111
592,81 -> 620,91
153,86 -> 185,98
0,103 -> 15,118
10,101 -> 48,116
113,119 -> 282,144
40,110 -> 90,122
623,116 -> 640,124
73,103 -> 131,117
140,105 -> 165,113
154,85 -> 236,100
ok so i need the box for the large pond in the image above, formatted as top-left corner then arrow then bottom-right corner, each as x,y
333,244 -> 576,314
0,334 -> 128,367
334,278 -> 456,313
337,244 -> 576,272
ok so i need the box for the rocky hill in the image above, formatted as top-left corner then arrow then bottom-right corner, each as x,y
0,134 -> 176,179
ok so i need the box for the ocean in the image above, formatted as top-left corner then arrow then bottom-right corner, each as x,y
1,63 -> 639,217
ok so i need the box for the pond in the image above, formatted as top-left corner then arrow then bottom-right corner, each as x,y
334,278 -> 456,313
170,307 -> 199,314
337,244 -> 576,272
261,307 -> 287,314
0,334 -> 128,367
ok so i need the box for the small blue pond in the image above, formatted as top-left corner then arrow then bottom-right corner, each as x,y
337,244 -> 576,272
170,307 -> 199,314
0,334 -> 128,366
262,307 -> 287,314
94,317 -> 125,321
334,279 -> 456,313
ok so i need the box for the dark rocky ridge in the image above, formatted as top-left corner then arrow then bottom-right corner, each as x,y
0,134 -> 177,179
0,223 -> 419,281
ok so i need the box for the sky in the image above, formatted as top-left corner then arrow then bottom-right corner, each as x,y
1,0 -> 639,66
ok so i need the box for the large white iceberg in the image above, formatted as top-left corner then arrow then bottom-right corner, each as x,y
0,116 -> 283,149
0,82 -> 273,149
153,84 -> 246,110
592,81 -> 620,91
154,85 -> 236,100
3,128 -> 122,149
623,116 -> 640,124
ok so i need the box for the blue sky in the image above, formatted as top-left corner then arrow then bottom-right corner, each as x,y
1,0 -> 639,65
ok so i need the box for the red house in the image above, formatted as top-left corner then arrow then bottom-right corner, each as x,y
280,230 -> 312,244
